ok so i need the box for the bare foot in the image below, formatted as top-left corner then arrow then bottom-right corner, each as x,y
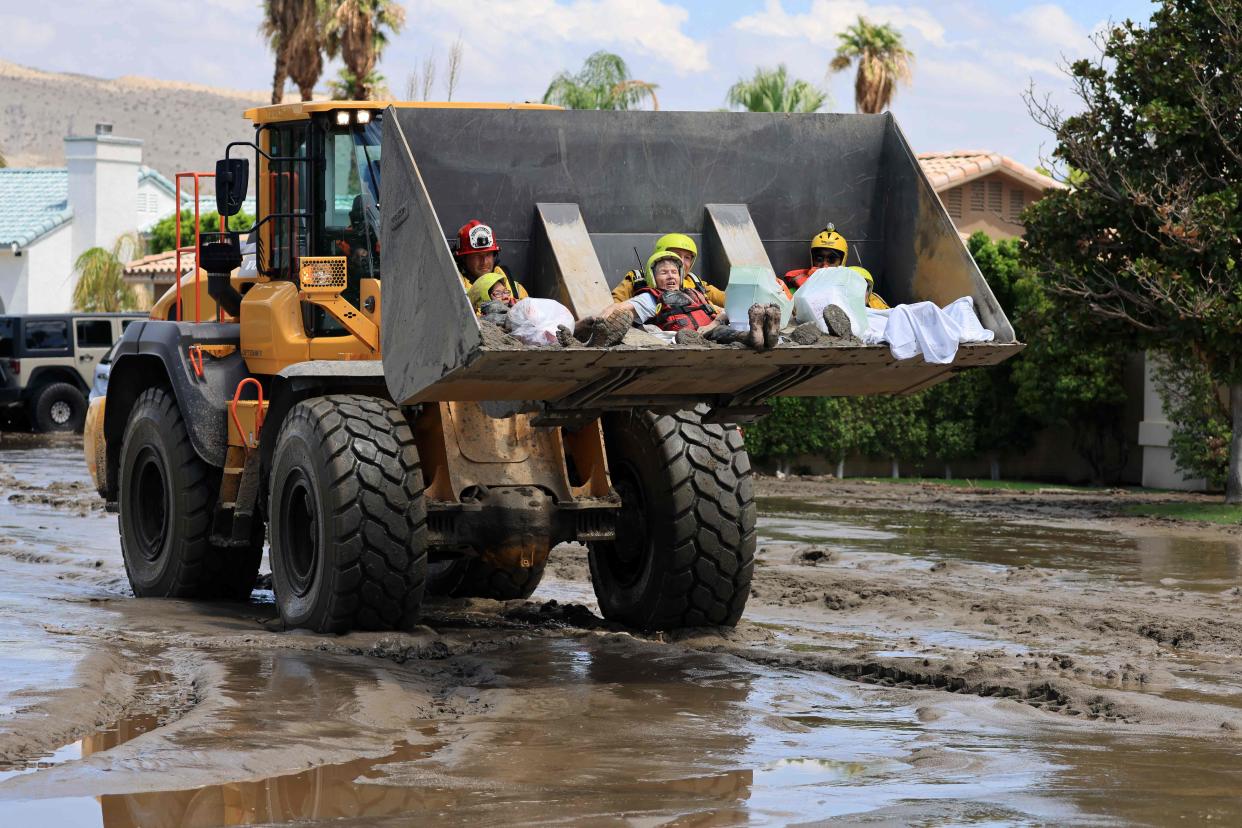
821,304 -> 852,338
763,304 -> 781,349
747,303 -> 766,350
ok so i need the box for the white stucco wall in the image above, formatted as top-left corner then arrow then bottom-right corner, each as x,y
65,133 -> 142,260
18,223 -> 75,313
1139,352 -> 1208,491
0,250 -> 27,313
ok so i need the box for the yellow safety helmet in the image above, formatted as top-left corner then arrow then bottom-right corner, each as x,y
848,265 -> 873,285
467,269 -> 510,310
810,223 -> 848,264
654,232 -> 698,264
645,249 -> 685,284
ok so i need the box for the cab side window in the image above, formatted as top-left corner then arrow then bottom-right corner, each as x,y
264,125 -> 310,280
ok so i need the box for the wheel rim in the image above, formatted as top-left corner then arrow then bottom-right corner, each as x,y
280,470 -> 319,598
601,463 -> 650,588
130,447 -> 170,563
49,400 -> 72,425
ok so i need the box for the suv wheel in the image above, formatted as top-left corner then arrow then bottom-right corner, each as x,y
31,382 -> 86,432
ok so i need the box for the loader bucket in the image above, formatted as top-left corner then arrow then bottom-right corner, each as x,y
379,107 -> 1021,421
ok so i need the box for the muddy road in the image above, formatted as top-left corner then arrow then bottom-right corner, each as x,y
0,438 -> 1240,825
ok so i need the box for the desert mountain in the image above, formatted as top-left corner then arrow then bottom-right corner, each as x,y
0,60 -> 267,185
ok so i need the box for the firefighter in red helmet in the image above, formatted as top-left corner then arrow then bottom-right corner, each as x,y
454,219 -> 528,302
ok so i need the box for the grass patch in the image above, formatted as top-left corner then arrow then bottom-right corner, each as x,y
1120,502 -> 1242,525
853,477 -> 1098,492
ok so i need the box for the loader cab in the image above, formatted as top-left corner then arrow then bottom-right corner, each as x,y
252,106 -> 384,336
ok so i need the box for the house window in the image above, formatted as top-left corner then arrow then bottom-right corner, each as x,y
987,180 -> 1004,213
1008,190 -> 1026,223
970,182 -> 985,212
944,188 -> 962,219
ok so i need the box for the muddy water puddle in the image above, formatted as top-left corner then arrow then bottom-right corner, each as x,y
0,638 -> 1074,825
3,637 -> 1240,825
760,496 -> 1242,593
3,443 -> 1242,823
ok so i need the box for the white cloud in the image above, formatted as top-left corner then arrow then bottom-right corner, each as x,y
408,0 -> 710,74
1012,3 -> 1088,53
734,0 -> 946,48
0,15 -> 55,49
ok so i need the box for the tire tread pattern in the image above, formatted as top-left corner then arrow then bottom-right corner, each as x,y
120,387 -> 260,599
445,557 -> 546,600
594,403 -> 756,629
277,394 -> 427,632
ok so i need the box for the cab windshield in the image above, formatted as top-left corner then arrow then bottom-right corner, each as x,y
320,119 -> 382,280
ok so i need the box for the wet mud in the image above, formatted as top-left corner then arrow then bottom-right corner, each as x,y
1,440 -> 1241,825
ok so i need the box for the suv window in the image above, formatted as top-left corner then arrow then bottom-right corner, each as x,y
24,319 -> 70,351
76,319 -> 114,348
0,318 -> 12,358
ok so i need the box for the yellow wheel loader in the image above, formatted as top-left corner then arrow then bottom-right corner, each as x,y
84,102 -> 1020,633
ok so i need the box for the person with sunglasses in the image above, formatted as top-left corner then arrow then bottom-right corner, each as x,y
781,225 -> 849,293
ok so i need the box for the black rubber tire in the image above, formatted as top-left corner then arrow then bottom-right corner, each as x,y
588,404 -> 756,629
427,556 -> 547,600
268,394 -> 427,633
30,382 -> 86,432
118,387 -> 262,600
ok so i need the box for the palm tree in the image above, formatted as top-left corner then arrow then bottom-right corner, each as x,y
325,0 -> 407,100
72,234 -> 140,313
543,52 -> 659,110
829,17 -> 913,114
727,65 -> 828,113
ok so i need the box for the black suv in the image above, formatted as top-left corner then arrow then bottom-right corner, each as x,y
0,313 -> 145,432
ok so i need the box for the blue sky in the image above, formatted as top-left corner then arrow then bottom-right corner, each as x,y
0,0 -> 1157,166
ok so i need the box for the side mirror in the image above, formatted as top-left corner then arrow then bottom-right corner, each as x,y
215,158 -> 249,217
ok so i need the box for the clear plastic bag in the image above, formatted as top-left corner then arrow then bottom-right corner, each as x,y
504,298 -> 575,345
791,267 -> 869,337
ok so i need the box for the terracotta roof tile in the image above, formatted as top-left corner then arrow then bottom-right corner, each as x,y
917,151 -> 1066,193
124,249 -> 191,277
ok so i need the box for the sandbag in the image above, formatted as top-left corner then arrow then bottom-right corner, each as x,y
505,298 -> 574,345
792,267 -> 868,337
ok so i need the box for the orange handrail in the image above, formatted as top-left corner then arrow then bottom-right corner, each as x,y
229,377 -> 265,449
173,172 -> 226,324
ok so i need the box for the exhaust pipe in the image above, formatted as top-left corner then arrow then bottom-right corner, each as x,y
199,237 -> 244,317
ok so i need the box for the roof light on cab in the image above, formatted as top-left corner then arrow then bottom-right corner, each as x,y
335,110 -> 351,126
355,110 -> 372,124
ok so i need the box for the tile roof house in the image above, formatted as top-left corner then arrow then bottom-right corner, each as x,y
122,249 -> 192,309
0,125 -> 182,314
916,151 -> 1067,240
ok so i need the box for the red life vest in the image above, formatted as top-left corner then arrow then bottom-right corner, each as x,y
638,286 -> 718,332
782,268 -> 812,291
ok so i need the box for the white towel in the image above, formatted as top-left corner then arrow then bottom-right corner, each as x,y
865,297 -> 994,363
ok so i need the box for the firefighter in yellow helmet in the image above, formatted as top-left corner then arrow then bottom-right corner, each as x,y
780,225 -> 849,293
850,266 -> 891,310
610,232 -> 727,307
